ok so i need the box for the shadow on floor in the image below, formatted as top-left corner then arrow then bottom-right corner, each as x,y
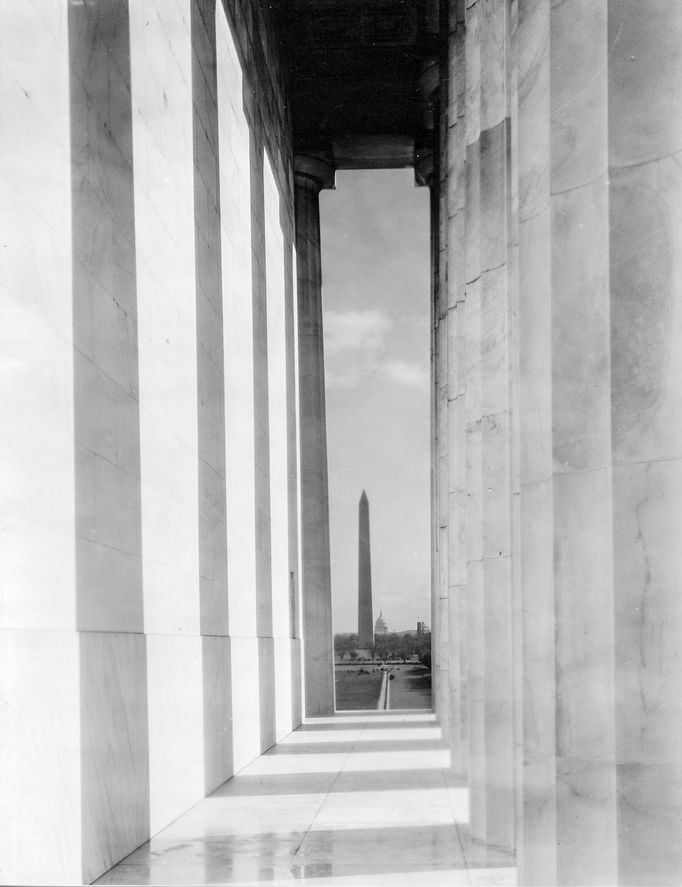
265,738 -> 445,755
96,712 -> 516,887
296,717 -> 431,731
210,766 -> 467,797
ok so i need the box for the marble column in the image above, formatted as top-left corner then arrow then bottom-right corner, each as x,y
463,0 -> 516,852
608,3 -> 682,883
0,5 -> 81,882
515,2 -> 682,884
507,3 -> 523,865
445,0 -> 469,780
419,142 -> 444,736
190,0 -> 234,793
437,61 -> 452,752
516,1 -> 556,882
418,52 -> 451,746
463,0 -> 486,841
517,0 -> 617,882
550,2 -> 617,883
131,0 -> 205,841
294,152 -> 335,717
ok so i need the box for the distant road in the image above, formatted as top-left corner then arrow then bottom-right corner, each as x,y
387,664 -> 432,709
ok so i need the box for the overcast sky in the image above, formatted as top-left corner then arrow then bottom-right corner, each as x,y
319,168 -> 431,635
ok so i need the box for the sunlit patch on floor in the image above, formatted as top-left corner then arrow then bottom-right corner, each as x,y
96,712 -> 516,886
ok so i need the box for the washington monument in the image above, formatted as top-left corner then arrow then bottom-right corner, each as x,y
357,490 -> 374,650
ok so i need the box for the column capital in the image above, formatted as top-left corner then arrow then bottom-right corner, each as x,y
414,144 -> 435,188
418,54 -> 441,108
294,151 -> 335,193
416,54 -> 441,150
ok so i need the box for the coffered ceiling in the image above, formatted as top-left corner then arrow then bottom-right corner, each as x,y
280,0 -> 441,168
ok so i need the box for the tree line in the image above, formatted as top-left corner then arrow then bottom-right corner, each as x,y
334,631 -> 431,666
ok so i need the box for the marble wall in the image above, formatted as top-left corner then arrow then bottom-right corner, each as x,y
438,0 -> 682,883
0,0 -> 303,883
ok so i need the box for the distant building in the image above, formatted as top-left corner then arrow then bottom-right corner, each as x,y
375,611 -> 387,634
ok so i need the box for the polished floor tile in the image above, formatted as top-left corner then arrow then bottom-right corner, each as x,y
96,712 -> 516,886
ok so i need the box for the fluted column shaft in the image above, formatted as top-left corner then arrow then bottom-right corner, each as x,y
460,0 -> 517,851
462,0 -> 486,842
516,1 -> 556,882
514,1 -> 682,884
608,4 -> 682,883
437,90 -> 452,751
517,2 -> 618,882
438,0 -> 682,882
428,156 -> 448,739
418,50 -> 451,746
295,154 -> 335,717
444,0 -> 469,779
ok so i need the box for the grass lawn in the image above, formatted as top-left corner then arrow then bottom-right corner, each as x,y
335,666 -> 384,710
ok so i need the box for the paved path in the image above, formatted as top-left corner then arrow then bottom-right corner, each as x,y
97,712 -> 515,886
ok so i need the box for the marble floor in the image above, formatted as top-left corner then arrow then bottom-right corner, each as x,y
96,711 -> 516,886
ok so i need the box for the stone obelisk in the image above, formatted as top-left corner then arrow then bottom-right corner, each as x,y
358,490 -> 374,650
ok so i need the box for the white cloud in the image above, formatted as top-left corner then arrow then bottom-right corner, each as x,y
324,309 -> 394,390
382,359 -> 429,390
323,313 -> 429,393
324,309 -> 391,355
324,364 -> 364,390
